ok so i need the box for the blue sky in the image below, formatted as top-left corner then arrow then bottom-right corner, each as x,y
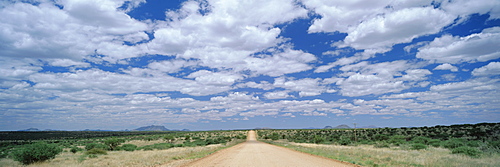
0,0 -> 499,131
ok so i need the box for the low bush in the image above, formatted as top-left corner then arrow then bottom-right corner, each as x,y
142,136 -> 158,141
85,143 -> 109,151
138,143 -> 174,150
357,140 -> 373,145
269,133 -> 280,140
164,135 -> 175,143
0,144 -> 15,158
374,142 -> 390,148
183,140 -> 207,147
411,136 -> 431,144
442,138 -> 466,149
466,141 -> 481,147
428,139 -> 441,147
337,138 -> 352,145
104,138 -> 125,150
451,146 -> 482,158
120,144 -> 137,151
236,135 -> 246,139
313,135 -> 325,144
70,146 -> 83,153
85,148 -> 107,155
373,134 -> 390,141
488,140 -> 500,148
410,143 -> 428,150
388,135 -> 406,146
205,138 -> 227,145
10,142 -> 63,165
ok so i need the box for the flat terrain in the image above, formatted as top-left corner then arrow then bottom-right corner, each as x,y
184,131 -> 355,167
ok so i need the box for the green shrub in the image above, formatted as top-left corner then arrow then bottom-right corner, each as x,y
428,139 -> 441,147
488,140 -> 500,148
442,138 -> 466,149
120,144 -> 137,151
138,143 -> 174,150
11,142 -> 63,165
205,139 -> 217,145
357,140 -> 373,145
313,135 -> 325,144
87,154 -> 98,158
236,135 -> 246,139
411,136 -> 431,144
85,148 -> 107,155
143,136 -> 157,141
373,134 -> 390,141
85,143 -> 109,151
70,146 -> 83,153
337,138 -> 351,145
164,135 -> 175,143
269,133 -> 280,140
466,141 -> 481,147
192,139 -> 207,146
388,135 -> 406,146
0,144 -> 15,158
452,146 -> 482,158
374,142 -> 390,148
410,143 -> 428,150
104,138 -> 125,150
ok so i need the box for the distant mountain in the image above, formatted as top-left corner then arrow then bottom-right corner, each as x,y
134,125 -> 170,131
18,128 -> 40,131
18,128 -> 64,131
323,124 -> 352,129
335,124 -> 352,129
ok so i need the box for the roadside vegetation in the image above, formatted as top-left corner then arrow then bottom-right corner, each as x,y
0,130 -> 247,166
258,122 -> 500,166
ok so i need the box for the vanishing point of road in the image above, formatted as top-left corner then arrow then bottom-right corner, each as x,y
184,130 -> 356,167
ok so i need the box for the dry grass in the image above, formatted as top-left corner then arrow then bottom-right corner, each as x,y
269,141 -> 500,167
123,139 -> 168,147
0,140 -> 244,167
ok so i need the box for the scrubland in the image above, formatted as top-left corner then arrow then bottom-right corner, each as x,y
0,130 -> 246,166
258,122 -> 500,167
265,140 -> 499,167
1,123 -> 498,166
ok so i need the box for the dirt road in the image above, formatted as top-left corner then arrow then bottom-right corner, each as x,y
184,130 -> 355,167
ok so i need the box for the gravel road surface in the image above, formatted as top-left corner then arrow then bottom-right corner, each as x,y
184,130 -> 355,167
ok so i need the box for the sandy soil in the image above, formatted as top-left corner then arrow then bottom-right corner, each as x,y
183,130 -> 355,167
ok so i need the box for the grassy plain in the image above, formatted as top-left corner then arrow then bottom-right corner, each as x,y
0,130 -> 247,166
265,140 -> 500,167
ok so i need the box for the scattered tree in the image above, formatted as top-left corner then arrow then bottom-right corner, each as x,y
11,142 -> 62,165
104,138 -> 125,150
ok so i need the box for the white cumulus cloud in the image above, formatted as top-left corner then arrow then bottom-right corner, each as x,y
472,62 -> 500,76
417,27 -> 500,63
434,63 -> 459,72
342,7 -> 454,52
